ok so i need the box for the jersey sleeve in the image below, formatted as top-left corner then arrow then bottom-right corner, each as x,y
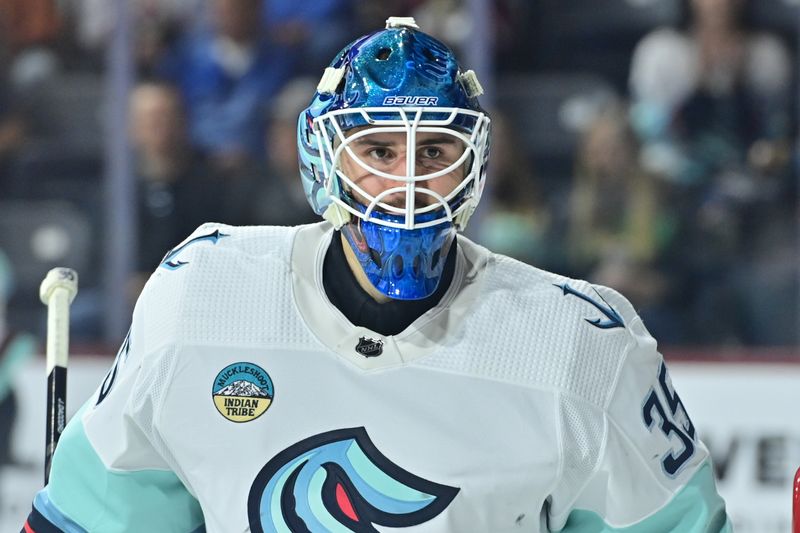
24,265 -> 205,533
548,287 -> 731,532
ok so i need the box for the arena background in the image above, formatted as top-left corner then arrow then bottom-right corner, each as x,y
0,0 -> 797,530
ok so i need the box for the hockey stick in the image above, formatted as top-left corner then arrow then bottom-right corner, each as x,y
39,268 -> 78,484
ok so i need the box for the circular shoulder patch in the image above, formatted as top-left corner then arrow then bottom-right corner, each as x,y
212,362 -> 275,423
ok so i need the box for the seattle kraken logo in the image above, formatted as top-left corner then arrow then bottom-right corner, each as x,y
556,283 -> 624,329
159,229 -> 229,270
248,428 -> 459,532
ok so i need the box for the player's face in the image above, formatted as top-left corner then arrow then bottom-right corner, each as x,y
691,0 -> 742,23
339,128 -> 467,209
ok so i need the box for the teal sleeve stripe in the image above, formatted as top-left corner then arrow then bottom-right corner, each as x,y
559,462 -> 732,532
33,490 -> 88,533
46,402 -> 205,533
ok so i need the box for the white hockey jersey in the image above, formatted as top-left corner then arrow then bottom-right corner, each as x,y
28,222 -> 731,533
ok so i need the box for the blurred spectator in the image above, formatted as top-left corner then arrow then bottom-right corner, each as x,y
69,0 -> 206,73
476,112 -> 561,269
0,249 -> 37,467
0,74 -> 27,198
157,0 -> 296,171
263,0 -> 354,74
629,0 -> 794,186
409,0 -> 471,56
407,0 -> 523,63
353,1 -> 440,34
733,195 -> 798,346
221,77 -> 319,227
0,0 -> 62,88
128,81 -> 223,300
134,0 -> 205,77
567,105 -> 687,343
627,0 -> 797,345
0,0 -> 62,52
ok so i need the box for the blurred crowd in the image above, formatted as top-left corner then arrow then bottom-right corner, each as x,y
0,0 -> 796,348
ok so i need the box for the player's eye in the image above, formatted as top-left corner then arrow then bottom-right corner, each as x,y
367,147 -> 393,161
419,146 -> 442,159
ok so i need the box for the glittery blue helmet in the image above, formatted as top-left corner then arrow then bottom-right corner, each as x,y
298,17 -> 491,300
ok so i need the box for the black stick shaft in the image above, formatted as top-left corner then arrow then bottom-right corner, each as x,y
45,365 -> 67,485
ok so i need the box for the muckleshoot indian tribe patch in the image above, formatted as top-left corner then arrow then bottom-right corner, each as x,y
213,362 -> 274,423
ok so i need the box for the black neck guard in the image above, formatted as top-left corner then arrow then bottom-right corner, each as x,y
322,231 -> 457,336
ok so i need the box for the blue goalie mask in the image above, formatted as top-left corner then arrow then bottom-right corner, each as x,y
298,17 -> 491,300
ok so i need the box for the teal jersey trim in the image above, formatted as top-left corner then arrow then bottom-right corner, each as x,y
43,402 -> 205,532
34,490 -> 87,533
559,462 -> 731,532
0,332 -> 36,400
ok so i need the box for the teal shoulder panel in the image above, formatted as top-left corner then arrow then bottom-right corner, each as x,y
33,490 -> 87,533
559,462 -> 731,533
0,332 -> 37,399
45,403 -> 205,532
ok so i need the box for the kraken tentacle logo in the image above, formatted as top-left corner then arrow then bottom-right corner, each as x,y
248,427 -> 459,532
555,283 -> 624,329
159,229 -> 229,270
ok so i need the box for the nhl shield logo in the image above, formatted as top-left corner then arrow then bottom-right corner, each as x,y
212,362 -> 274,423
355,336 -> 383,358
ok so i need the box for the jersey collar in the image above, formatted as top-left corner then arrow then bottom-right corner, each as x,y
291,222 -> 488,371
